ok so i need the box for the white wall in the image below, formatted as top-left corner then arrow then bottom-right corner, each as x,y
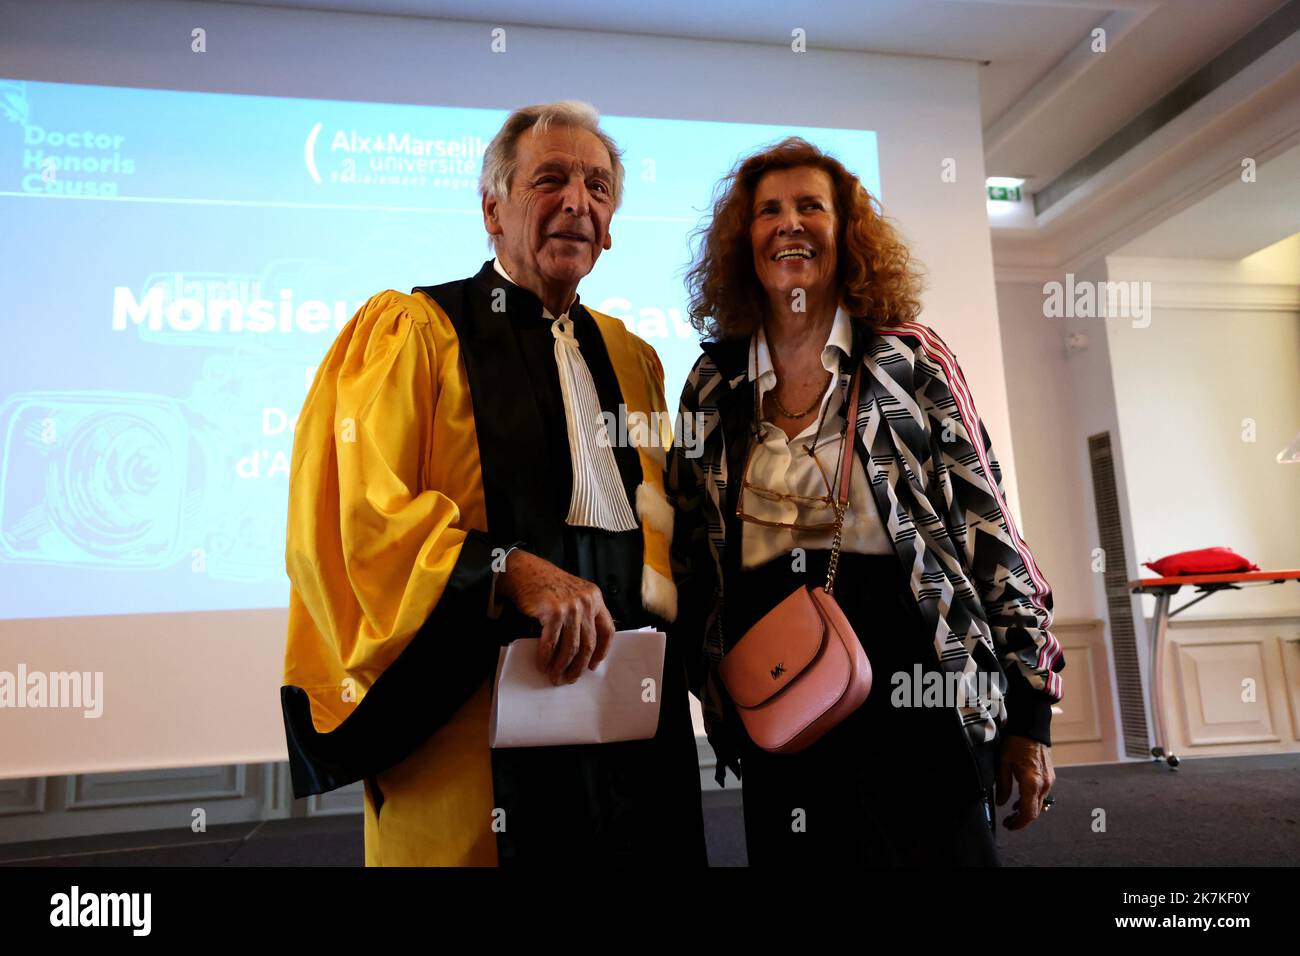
996,247 -> 1300,628
1106,249 -> 1300,620
993,279 -> 1098,624
997,240 -> 1300,765
0,0 -> 1010,776
996,261 -> 1143,762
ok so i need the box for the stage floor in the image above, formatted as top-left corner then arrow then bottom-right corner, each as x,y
3,752 -> 1297,867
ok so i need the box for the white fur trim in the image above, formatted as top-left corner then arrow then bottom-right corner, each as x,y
635,481 -> 674,545
641,563 -> 678,623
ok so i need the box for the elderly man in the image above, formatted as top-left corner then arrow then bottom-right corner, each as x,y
279,101 -> 706,866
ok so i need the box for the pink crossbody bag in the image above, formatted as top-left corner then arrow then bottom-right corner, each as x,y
718,367 -> 872,753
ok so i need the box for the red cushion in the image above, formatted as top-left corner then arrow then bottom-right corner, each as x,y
1143,547 -> 1260,576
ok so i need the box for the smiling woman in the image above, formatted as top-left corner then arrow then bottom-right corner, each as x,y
749,166 -> 841,360
669,135 -> 1063,868
686,136 -> 922,342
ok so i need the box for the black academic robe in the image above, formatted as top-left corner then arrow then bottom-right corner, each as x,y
281,261 -> 705,866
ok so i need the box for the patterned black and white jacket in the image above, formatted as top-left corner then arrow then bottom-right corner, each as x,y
666,319 -> 1065,786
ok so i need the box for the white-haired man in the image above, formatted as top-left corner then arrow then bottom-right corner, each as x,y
279,102 -> 706,866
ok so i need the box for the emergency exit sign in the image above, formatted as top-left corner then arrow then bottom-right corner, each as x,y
987,184 -> 1022,201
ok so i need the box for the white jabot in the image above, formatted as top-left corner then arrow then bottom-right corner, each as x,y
740,306 -> 894,570
492,257 -> 638,533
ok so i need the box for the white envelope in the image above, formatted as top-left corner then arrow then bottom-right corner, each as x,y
489,629 -> 666,748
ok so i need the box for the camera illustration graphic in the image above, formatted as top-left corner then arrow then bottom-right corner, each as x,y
0,391 -> 195,569
0,386 -> 286,582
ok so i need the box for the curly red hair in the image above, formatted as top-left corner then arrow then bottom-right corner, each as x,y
686,136 -> 924,339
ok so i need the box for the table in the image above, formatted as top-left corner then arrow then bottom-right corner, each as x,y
1127,569 -> 1300,768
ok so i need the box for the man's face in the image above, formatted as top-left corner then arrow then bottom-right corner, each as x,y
483,125 -> 615,301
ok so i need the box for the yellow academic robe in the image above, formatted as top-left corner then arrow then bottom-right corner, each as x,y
282,285 -> 676,866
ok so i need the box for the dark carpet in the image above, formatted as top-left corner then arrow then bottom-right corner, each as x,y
3,753 -> 1297,866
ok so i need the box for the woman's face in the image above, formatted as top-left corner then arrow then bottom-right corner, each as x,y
749,166 -> 838,307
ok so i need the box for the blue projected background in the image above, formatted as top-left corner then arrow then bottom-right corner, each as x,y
0,77 -> 880,620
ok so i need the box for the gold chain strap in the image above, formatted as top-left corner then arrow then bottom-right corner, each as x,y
823,364 -> 862,595
824,500 -> 847,594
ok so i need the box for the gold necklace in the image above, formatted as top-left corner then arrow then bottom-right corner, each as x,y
770,391 -> 820,419
770,371 -> 831,419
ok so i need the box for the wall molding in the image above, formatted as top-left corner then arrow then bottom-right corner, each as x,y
0,614 -> 1180,845
0,778 -> 45,818
67,765 -> 246,811
1160,615 -> 1300,758
998,269 -> 1300,314
0,764 -> 281,846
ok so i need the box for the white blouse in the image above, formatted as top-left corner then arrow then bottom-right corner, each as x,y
740,307 -> 894,570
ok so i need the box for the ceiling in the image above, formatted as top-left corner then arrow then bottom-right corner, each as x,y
1114,143 -> 1300,259
212,0 -> 1298,263
215,0 -> 1287,180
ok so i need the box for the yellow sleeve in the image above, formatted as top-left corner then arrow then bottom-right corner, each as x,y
285,290 -> 491,690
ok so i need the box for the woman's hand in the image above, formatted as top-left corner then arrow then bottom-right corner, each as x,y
996,735 -> 1055,830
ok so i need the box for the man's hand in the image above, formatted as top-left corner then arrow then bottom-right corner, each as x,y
996,735 -> 1055,830
497,549 -> 615,685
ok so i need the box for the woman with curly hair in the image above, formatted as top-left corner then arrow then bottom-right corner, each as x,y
668,137 -> 1063,866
